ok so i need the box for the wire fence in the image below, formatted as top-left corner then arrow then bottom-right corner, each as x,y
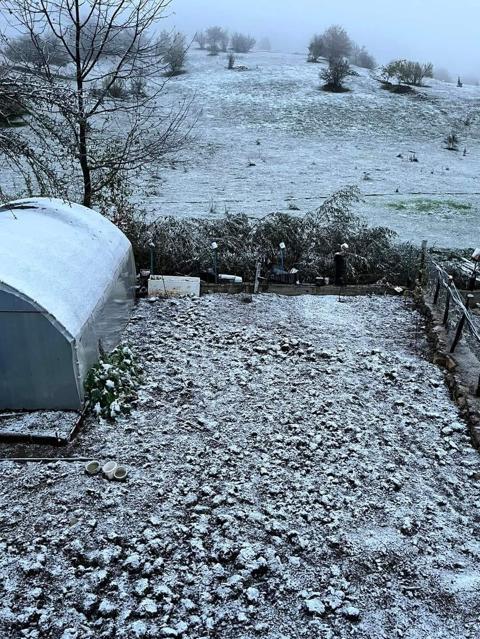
425,260 -> 480,372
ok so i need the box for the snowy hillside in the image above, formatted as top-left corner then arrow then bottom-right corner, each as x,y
136,49 -> 480,247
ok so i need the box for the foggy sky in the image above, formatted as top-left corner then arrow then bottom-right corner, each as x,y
166,0 -> 479,77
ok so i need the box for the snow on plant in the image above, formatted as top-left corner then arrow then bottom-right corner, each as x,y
85,346 -> 142,420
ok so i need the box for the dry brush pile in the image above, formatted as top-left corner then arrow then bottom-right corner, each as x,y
117,187 -> 420,286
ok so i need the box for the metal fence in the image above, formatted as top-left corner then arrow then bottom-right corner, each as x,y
425,260 -> 480,375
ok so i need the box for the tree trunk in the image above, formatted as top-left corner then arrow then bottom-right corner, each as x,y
74,0 -> 91,208
79,118 -> 91,208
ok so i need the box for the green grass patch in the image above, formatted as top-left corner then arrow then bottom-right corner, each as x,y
388,199 -> 472,214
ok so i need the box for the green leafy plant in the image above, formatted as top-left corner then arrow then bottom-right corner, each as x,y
85,346 -> 142,419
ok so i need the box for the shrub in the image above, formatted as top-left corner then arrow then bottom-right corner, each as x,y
320,58 -> 354,92
162,32 -> 187,76
116,186 -> 419,287
382,59 -> 433,86
130,76 -> 147,97
445,132 -> 459,151
308,35 -> 325,63
230,33 -> 256,53
0,86 -> 27,124
85,346 -> 142,419
102,75 -> 127,99
227,53 -> 235,70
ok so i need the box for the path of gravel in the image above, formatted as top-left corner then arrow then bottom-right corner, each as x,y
1,294 -> 480,639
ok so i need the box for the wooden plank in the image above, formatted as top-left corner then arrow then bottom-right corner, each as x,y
201,282 -> 394,297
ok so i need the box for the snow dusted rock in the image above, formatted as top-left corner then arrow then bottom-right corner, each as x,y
138,597 -> 157,616
98,599 -> 116,617
305,597 -> 326,616
246,586 -> 260,603
123,553 -> 143,572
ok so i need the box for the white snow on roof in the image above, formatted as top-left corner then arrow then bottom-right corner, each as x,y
0,198 -> 132,337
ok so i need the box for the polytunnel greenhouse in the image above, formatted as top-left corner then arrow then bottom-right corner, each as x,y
0,198 -> 136,410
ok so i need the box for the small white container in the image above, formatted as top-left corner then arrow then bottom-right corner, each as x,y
113,466 -> 128,482
85,460 -> 101,475
102,461 -> 118,480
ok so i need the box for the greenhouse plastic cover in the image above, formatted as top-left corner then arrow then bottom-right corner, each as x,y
0,197 -> 133,339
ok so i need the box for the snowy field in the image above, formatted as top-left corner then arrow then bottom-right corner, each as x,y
3,49 -> 479,247
132,49 -> 480,248
1,294 -> 480,638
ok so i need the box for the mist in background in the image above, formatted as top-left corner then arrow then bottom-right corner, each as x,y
165,0 -> 479,79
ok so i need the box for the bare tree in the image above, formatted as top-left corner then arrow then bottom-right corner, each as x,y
205,26 -> 228,56
307,34 -> 325,63
194,30 -> 206,50
433,67 -> 452,83
0,0 -> 192,208
230,33 -> 255,54
3,32 -> 69,69
258,36 -> 271,51
381,59 -> 433,86
350,45 -> 375,70
322,25 -> 352,61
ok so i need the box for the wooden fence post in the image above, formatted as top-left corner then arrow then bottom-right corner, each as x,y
254,260 -> 262,294
443,277 -> 453,326
449,295 -> 473,353
433,277 -> 441,304
450,314 -> 466,353
419,240 -> 428,284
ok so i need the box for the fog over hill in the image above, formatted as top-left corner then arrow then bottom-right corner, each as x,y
166,0 -> 480,78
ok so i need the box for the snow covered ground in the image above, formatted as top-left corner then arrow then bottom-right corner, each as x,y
133,49 -> 480,247
1,294 -> 480,638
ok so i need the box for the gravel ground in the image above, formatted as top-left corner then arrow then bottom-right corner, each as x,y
1,294 -> 480,638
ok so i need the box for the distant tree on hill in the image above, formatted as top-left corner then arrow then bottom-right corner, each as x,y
434,67 -> 452,83
162,32 -> 187,76
230,33 -> 256,53
206,26 -> 228,55
307,34 -> 325,63
258,36 -> 271,51
382,59 -> 433,86
194,31 -> 206,50
218,29 -> 229,52
320,58 -> 354,92
382,60 -> 432,86
4,32 -> 69,69
322,25 -> 352,61
350,44 -> 375,70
